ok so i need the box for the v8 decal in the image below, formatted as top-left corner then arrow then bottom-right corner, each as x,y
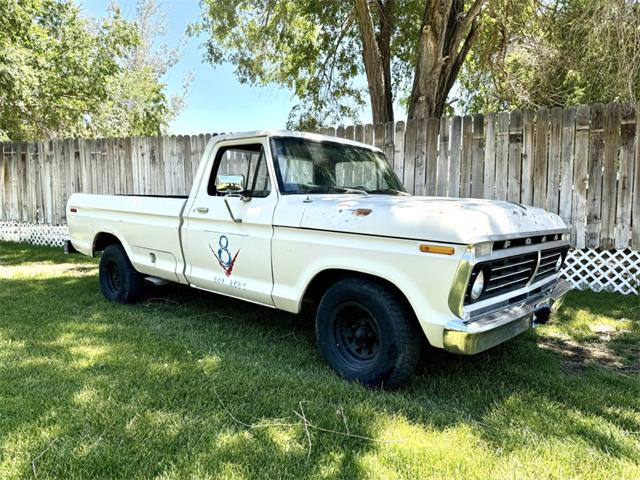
210,235 -> 240,277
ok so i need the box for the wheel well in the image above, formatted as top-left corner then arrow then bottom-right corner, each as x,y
302,269 -> 416,318
93,232 -> 121,256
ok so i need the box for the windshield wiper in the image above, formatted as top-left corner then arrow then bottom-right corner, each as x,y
330,186 -> 369,196
302,185 -> 369,196
370,188 -> 410,196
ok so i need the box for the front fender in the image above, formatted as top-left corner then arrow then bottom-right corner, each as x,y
271,227 -> 464,348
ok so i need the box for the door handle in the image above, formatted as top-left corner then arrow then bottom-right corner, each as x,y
194,207 -> 209,214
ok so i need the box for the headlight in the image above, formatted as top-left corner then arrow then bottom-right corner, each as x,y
470,270 -> 485,301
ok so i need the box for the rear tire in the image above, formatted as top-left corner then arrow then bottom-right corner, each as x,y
315,277 -> 421,389
99,244 -> 145,303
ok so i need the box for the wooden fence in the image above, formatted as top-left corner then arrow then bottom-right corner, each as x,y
1,102 -> 639,250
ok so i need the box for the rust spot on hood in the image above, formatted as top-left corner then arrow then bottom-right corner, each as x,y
354,208 -> 372,217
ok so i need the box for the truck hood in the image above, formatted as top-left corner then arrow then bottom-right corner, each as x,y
298,195 -> 567,245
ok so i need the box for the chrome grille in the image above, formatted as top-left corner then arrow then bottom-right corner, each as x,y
464,245 -> 569,304
465,253 -> 537,302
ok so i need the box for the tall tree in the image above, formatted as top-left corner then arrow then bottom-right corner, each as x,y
458,0 -> 640,113
0,0 -> 187,141
194,0 -> 485,127
85,0 -> 192,138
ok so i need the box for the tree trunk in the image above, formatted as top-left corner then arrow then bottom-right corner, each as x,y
354,0 -> 394,124
377,0 -> 395,124
407,0 -> 484,120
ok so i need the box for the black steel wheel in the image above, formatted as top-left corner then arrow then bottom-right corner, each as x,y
99,243 -> 145,303
334,303 -> 380,367
105,259 -> 122,293
316,277 -> 421,389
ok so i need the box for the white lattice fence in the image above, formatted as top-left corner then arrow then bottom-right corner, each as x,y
0,221 -> 69,247
1,221 -> 638,295
563,249 -> 639,295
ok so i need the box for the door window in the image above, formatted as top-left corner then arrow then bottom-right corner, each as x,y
207,144 -> 271,198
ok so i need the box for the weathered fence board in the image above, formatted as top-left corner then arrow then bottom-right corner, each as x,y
483,112 -> 496,199
1,102 -> 638,249
436,116 -> 450,196
547,107 -> 563,214
587,104 -> 605,248
460,115 -> 473,198
572,105 -> 590,248
634,110 -> 640,248
601,102 -> 621,249
495,112 -> 509,200
425,117 -> 439,196
403,120 -> 417,194
448,116 -> 462,198
616,105 -> 636,249
470,114 -> 484,198
559,107 -> 576,226
507,110 -> 522,203
533,107 -> 549,209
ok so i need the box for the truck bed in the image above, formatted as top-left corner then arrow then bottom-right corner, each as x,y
67,193 -> 189,283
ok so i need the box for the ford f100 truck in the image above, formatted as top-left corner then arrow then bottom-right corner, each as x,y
66,130 -> 571,388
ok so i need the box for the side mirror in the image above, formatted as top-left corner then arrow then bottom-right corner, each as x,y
216,174 -> 245,194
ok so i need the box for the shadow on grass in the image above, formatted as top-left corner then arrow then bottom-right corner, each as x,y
1,243 -> 639,478
0,241 -> 96,267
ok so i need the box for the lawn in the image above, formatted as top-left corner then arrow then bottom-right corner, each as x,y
0,241 -> 638,479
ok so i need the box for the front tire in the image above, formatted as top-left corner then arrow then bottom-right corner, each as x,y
316,277 -> 421,389
99,244 -> 145,303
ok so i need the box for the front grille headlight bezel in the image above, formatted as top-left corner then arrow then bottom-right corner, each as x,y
469,269 -> 486,301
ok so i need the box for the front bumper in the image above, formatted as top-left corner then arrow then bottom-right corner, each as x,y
443,279 -> 572,355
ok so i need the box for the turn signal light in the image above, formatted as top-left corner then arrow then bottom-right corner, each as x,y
419,244 -> 455,255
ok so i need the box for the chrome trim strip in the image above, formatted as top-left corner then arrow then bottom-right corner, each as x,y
447,246 -> 475,319
527,250 -> 542,287
464,274 -> 559,315
484,275 -> 532,292
475,239 -> 570,261
491,268 -> 533,282
467,228 -> 569,245
492,258 -> 537,271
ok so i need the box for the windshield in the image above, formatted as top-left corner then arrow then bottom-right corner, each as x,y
271,137 -> 407,195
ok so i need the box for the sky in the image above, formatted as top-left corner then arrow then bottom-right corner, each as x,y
79,0 -> 372,135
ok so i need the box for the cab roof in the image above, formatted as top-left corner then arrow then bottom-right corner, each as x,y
209,130 -> 383,153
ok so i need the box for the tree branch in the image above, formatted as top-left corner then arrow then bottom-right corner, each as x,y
450,0 -> 485,54
437,17 -> 479,114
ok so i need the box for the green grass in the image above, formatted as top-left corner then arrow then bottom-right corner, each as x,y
0,241 -> 638,479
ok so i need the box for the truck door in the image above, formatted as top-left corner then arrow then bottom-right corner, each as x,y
182,138 -> 276,306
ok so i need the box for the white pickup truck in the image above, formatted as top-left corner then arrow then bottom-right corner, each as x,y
67,130 -> 571,388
